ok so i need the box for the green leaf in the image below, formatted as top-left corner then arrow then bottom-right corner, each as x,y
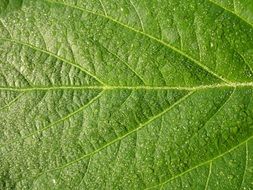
0,0 -> 253,189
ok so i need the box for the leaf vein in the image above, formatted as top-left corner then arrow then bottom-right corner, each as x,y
38,92 -> 194,174
204,162 -> 213,190
1,82 -> 253,92
0,92 -> 25,111
208,0 -> 253,29
0,90 -> 105,148
145,135 -> 253,189
0,37 -> 106,86
239,142 -> 249,189
45,0 -> 231,84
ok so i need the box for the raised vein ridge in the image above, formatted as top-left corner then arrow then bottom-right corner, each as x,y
45,0 -> 231,84
0,82 -> 253,92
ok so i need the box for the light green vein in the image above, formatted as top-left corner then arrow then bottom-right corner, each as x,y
208,0 -> 253,29
0,37 -> 106,86
129,0 -> 145,32
95,41 -> 147,84
0,82 -> 253,92
239,142 -> 249,190
37,91 -> 194,174
45,0 -> 231,84
204,162 -> 212,190
0,90 -> 104,148
98,0 -> 107,16
0,92 -> 24,111
145,135 -> 253,189
186,88 -> 235,143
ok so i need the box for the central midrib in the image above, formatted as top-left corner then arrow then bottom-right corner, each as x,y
0,82 -> 253,92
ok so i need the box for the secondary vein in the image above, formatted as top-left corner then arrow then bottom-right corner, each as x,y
0,90 -> 105,148
35,92 -> 194,175
208,0 -> 253,29
44,0 -> 231,84
0,37 -> 106,86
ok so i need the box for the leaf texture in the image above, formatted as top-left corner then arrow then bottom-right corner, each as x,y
0,0 -> 253,189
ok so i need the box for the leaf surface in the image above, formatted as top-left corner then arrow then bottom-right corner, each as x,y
0,0 -> 253,189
